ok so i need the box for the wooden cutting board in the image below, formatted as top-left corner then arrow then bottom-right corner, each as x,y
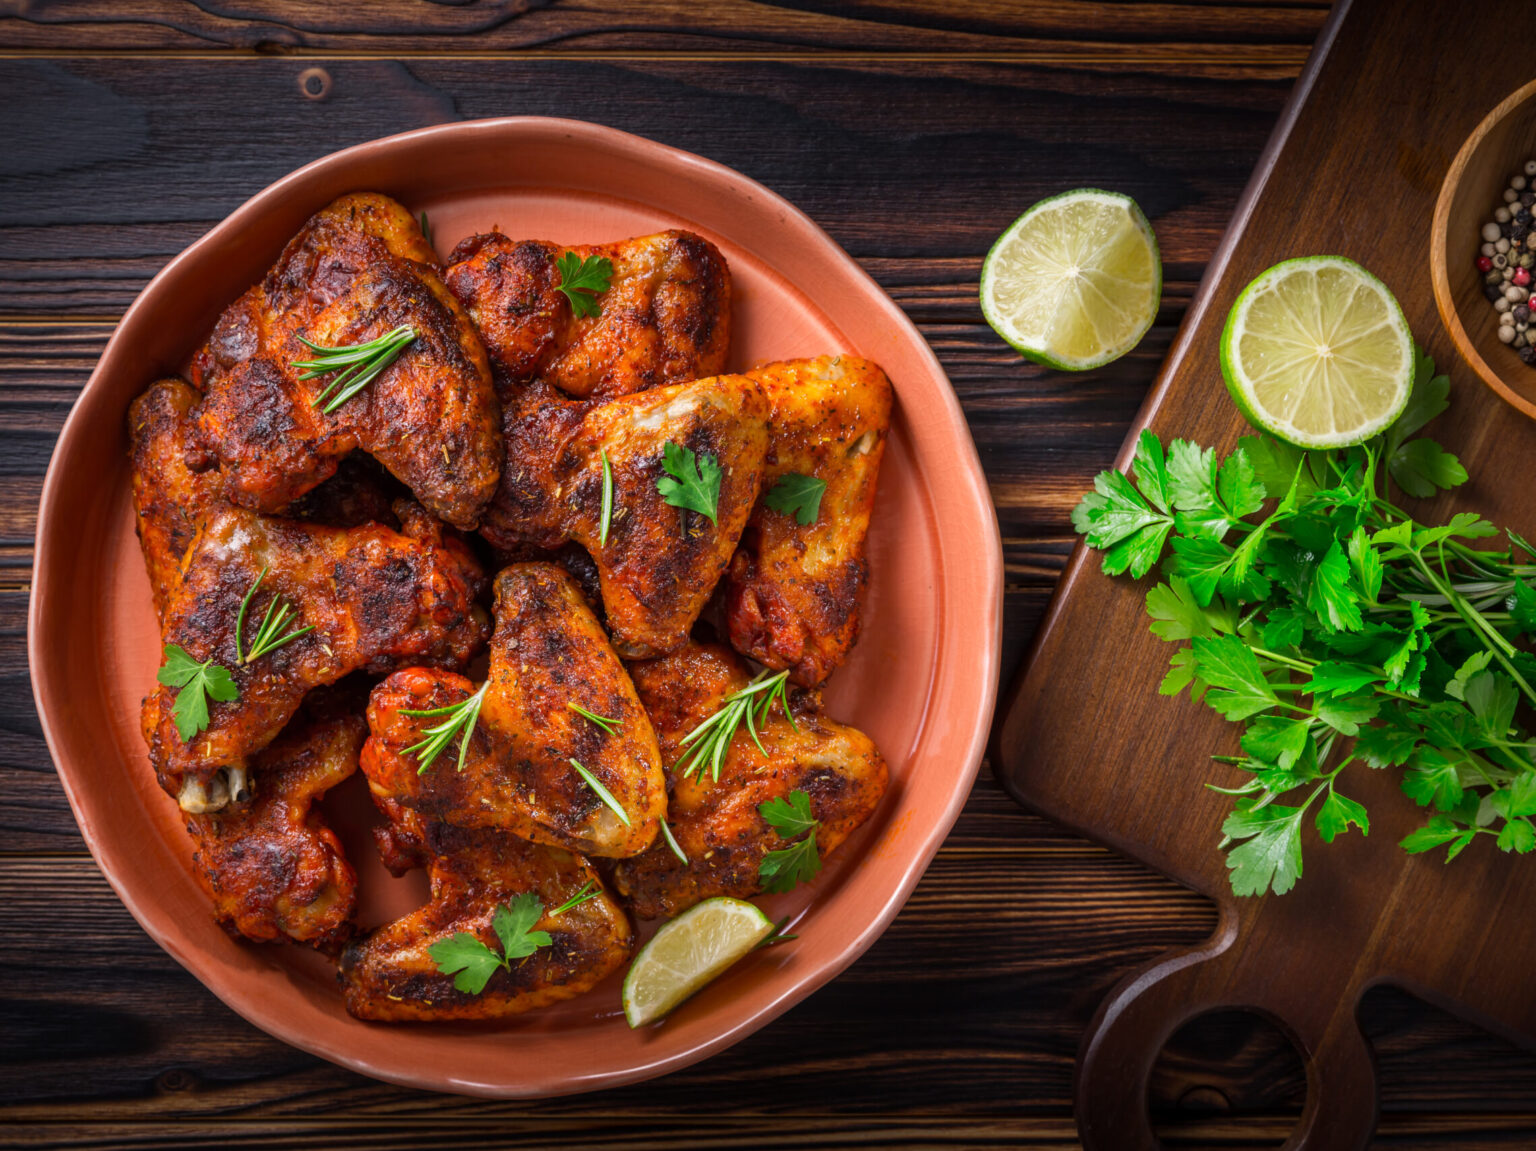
995,1 -> 1536,1147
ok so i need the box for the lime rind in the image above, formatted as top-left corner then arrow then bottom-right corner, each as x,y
1219,255 -> 1412,450
980,188 -> 1162,372
621,896 -> 773,1028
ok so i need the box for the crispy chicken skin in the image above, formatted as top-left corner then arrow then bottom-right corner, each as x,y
143,502 -> 489,812
444,229 -> 730,401
725,356 -> 892,686
190,192 -> 501,531
130,379 -> 223,620
340,817 -> 632,1022
362,564 -> 666,858
184,714 -> 363,952
479,373 -> 769,657
612,643 -> 888,920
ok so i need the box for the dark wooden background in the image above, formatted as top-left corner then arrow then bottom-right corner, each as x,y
5,2 -> 1535,1147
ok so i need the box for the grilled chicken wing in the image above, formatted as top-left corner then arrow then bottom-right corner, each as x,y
143,502 -> 488,813
444,229 -> 730,401
340,816 -> 632,1021
190,192 -> 501,530
724,356 -> 892,685
362,564 -> 665,858
612,643 -> 888,920
479,373 -> 769,657
184,714 -> 363,952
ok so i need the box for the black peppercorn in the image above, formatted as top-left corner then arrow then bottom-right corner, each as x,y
1520,345 -> 1536,365
1488,283 -> 1506,302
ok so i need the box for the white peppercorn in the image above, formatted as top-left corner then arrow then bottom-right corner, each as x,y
1516,176 -> 1528,191
1485,222 -> 1504,242
1525,160 -> 1536,176
1484,241 -> 1498,256
1506,284 -> 1523,301
1501,325 -> 1517,344
1506,188 -> 1520,203
1496,296 -> 1512,312
1498,206 -> 1513,223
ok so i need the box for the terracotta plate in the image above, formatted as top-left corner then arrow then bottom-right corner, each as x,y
29,118 -> 1002,1096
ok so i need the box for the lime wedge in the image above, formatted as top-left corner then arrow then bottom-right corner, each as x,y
980,189 -> 1161,371
622,896 -> 773,1027
1219,256 -> 1413,449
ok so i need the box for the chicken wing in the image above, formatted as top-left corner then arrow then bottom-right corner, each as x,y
479,373 -> 769,657
611,642 -> 888,920
362,563 -> 665,858
340,817 -> 632,1022
724,355 -> 892,685
190,192 -> 502,530
184,713 -> 363,952
444,229 -> 730,401
143,502 -> 489,813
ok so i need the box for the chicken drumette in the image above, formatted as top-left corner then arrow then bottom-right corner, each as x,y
445,229 -> 730,401
611,642 -> 888,920
184,713 -> 364,952
478,373 -> 769,658
362,563 -> 665,858
190,192 -> 502,530
724,355 -> 892,685
340,812 -> 632,1022
143,502 -> 488,813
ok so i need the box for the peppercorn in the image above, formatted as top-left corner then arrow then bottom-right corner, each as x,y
1485,222 -> 1504,242
1501,325 -> 1517,344
1487,283 -> 1506,302
1498,237 -> 1512,253
1522,345 -> 1536,364
1497,206 -> 1512,223
1496,254 -> 1510,269
1496,296 -> 1512,312
1479,255 -> 1495,272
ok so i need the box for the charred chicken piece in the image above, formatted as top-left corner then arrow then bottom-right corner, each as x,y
362,563 -> 665,859
190,192 -> 501,531
444,229 -> 730,401
143,502 -> 488,813
184,714 -> 363,952
340,817 -> 632,1022
611,643 -> 888,920
478,373 -> 769,658
724,355 -> 892,685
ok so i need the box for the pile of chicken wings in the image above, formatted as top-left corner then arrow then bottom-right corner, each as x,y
130,192 -> 892,1022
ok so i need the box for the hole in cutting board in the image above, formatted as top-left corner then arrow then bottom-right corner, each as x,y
1149,1009 -> 1307,1147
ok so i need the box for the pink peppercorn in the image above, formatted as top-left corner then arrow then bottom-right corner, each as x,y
1478,255 -> 1495,272
1516,267 -> 1531,287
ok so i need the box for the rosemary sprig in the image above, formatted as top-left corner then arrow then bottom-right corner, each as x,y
674,669 -> 796,782
659,820 -> 688,864
755,915 -> 799,949
293,324 -> 417,414
599,448 -> 614,547
235,565 -> 314,665
567,701 -> 621,734
419,210 -> 433,249
549,880 -> 601,916
403,681 -> 489,774
570,758 -> 631,826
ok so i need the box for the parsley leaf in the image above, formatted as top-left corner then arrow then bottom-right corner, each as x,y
657,441 -> 722,525
764,472 -> 827,526
554,251 -> 613,319
1316,789 -> 1369,844
427,891 -> 553,995
157,644 -> 238,742
1222,801 -> 1304,896
758,789 -> 822,893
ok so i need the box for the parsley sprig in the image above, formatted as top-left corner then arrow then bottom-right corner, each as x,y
402,682 -> 489,774
158,644 -> 238,742
235,566 -> 313,664
758,790 -> 821,893
427,892 -> 552,995
1074,347 -> 1536,896
675,669 -> 796,781
657,441 -> 722,525
764,472 -> 827,526
555,252 -> 613,318
293,324 -> 417,414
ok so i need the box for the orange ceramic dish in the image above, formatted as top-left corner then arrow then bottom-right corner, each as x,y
29,118 -> 1002,1096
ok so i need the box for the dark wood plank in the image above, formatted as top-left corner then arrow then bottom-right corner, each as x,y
0,1 -> 1328,55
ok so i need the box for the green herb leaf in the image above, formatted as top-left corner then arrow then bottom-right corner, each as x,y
1191,635 -> 1279,721
764,472 -> 828,526
426,932 -> 506,995
555,251 -> 613,318
1316,790 -> 1370,844
599,448 -> 615,547
1222,801 -> 1304,896
760,790 -> 818,838
757,788 -> 822,893
570,758 -> 631,827
657,441 -> 722,525
428,892 -> 553,995
293,324 -> 417,414
158,644 -> 239,742
403,682 -> 489,774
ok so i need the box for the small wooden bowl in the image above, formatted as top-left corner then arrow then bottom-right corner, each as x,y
1432,78 -> 1536,417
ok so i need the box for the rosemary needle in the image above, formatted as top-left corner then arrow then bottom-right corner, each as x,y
293,324 -> 417,414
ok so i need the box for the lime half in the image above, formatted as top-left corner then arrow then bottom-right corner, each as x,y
980,189 -> 1161,371
622,896 -> 773,1027
1220,256 -> 1412,449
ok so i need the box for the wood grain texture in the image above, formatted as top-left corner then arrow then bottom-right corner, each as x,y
997,0 -> 1536,1147
5,3 -> 1535,1146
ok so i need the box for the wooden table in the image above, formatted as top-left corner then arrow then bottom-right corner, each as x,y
4,3 -> 1535,1146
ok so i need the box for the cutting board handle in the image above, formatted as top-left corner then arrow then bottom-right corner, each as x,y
1075,925 -> 1376,1150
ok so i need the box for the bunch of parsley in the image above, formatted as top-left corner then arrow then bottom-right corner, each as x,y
1073,348 -> 1536,896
